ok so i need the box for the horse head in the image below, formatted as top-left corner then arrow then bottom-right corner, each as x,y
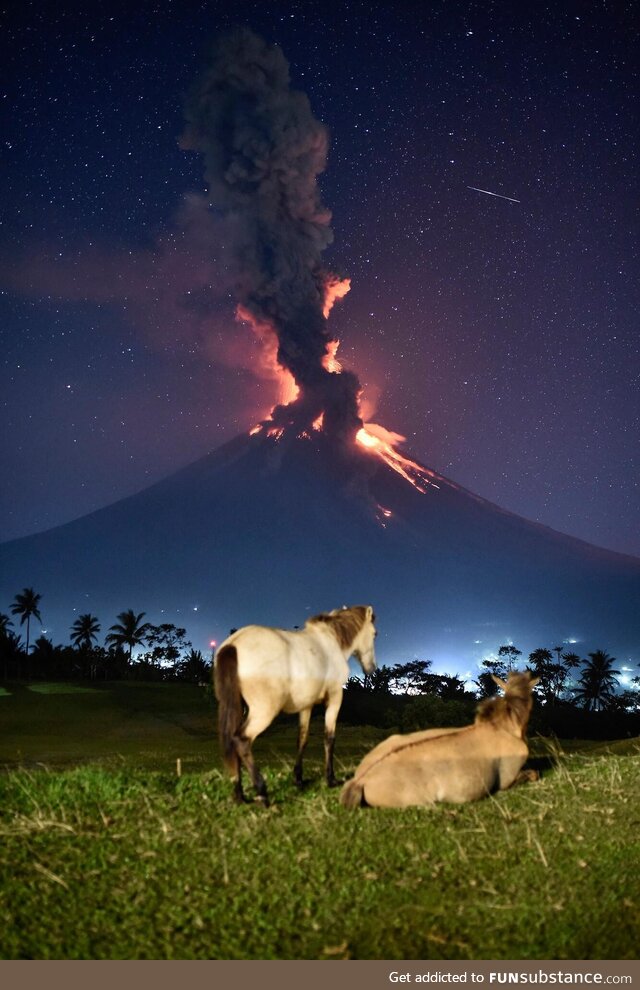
351,605 -> 377,675
479,669 -> 540,737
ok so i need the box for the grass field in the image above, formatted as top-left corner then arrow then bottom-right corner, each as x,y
0,682 -> 638,960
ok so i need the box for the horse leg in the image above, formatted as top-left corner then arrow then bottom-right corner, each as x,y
510,768 -> 540,787
229,748 -> 247,805
294,708 -> 312,788
234,736 -> 269,806
323,695 -> 342,788
234,707 -> 274,807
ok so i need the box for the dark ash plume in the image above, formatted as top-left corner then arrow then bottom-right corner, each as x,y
181,29 -> 362,443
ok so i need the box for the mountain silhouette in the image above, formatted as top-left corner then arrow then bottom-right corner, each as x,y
1,430 -> 638,664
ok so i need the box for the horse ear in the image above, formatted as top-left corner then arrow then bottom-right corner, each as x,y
491,674 -> 507,691
366,605 -> 373,621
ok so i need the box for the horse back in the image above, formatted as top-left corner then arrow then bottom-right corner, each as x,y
356,724 -> 529,807
222,623 -> 344,711
354,725 -> 466,781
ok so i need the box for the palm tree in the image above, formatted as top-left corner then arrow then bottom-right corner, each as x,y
70,613 -> 101,651
10,588 -> 43,671
0,613 -> 16,681
562,651 -> 581,670
0,613 -> 13,637
573,650 -> 620,712
105,610 -> 151,663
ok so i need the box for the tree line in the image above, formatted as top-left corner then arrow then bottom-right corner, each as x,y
1,588 -> 210,683
347,647 -> 637,712
341,649 -> 640,741
1,588 -> 639,728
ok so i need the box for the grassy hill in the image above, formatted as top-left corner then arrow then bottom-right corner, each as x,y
0,682 -> 638,960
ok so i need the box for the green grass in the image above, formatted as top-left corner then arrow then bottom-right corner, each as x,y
26,683 -> 103,695
0,682 -> 638,960
0,681 -> 217,770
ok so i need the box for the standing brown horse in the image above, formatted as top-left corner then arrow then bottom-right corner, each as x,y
340,670 -> 539,809
214,605 -> 377,806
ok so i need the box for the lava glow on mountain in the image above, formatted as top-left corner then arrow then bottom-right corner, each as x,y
247,328 -> 444,501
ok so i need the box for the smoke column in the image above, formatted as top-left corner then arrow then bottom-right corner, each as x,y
181,29 -> 362,443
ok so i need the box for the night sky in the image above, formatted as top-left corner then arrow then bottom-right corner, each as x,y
2,0 -> 638,559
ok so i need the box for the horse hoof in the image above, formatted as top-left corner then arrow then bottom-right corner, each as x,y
255,794 -> 271,808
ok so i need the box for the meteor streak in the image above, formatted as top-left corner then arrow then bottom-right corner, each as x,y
467,186 -> 520,203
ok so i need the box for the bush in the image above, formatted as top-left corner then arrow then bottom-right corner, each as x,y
400,693 -> 476,732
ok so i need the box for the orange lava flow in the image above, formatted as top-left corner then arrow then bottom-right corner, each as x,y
242,273 -> 438,504
356,424 -> 440,493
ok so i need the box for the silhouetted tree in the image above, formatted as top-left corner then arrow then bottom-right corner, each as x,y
561,651 -> 581,672
435,674 -> 468,700
556,651 -> 582,697
607,689 -> 639,714
70,613 -> 101,650
105,610 -> 151,663
0,614 -> 20,681
70,614 -> 102,678
10,588 -> 42,677
175,648 -> 211,683
528,647 -> 582,704
30,635 -> 59,677
389,659 -> 433,695
362,666 -> 394,693
573,650 -> 620,711
102,645 -> 130,680
141,624 -> 190,670
498,644 -> 522,671
528,648 -> 557,703
474,657 -> 508,698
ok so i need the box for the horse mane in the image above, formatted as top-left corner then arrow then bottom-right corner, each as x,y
475,672 -> 535,733
307,606 -> 369,649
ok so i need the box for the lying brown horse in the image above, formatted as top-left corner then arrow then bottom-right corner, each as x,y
340,670 -> 539,809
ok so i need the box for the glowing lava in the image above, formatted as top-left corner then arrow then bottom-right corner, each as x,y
356,424 -> 440,494
243,272 -> 439,502
236,304 -> 299,408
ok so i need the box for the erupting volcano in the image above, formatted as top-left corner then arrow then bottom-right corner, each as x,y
180,29 -> 457,492
1,30 -> 638,665
181,29 -> 363,447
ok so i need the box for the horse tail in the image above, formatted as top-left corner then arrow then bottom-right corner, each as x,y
339,777 -> 366,809
214,644 -> 243,772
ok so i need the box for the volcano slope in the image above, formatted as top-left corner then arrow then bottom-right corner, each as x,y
1,430 -> 638,661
